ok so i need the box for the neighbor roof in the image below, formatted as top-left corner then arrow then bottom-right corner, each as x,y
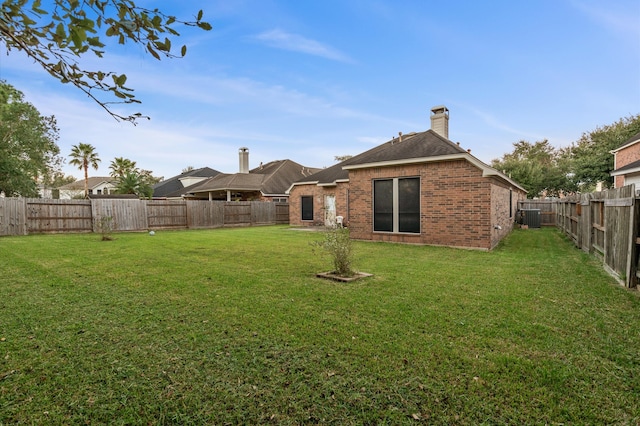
611,131 -> 640,153
152,167 -> 221,197
611,158 -> 640,176
190,173 -> 266,193
187,160 -> 321,196
252,160 -> 320,195
58,176 -> 115,190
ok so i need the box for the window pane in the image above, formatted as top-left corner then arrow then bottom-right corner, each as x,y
398,178 -> 420,233
301,196 -> 313,221
374,180 -> 393,232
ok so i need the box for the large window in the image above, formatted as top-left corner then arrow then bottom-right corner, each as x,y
373,177 -> 420,233
301,196 -> 314,221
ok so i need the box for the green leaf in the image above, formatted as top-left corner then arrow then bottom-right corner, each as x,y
118,4 -> 127,20
112,74 -> 127,87
147,43 -> 160,60
198,21 -> 212,31
87,37 -> 105,48
181,45 -> 187,57
70,28 -> 86,49
55,22 -> 66,39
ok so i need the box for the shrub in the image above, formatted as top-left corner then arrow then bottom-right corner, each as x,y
311,225 -> 354,277
96,216 -> 115,241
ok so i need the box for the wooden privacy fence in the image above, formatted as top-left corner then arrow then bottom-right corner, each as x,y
557,185 -> 638,289
0,198 -> 289,236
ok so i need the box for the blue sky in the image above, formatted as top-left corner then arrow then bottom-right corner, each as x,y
1,0 -> 639,181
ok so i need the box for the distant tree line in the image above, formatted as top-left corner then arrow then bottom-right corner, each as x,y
492,114 -> 640,198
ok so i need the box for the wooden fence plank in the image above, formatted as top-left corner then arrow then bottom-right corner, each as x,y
187,200 -> 225,228
0,198 -> 27,236
604,197 -> 634,207
147,200 -> 187,229
91,199 -> 148,232
26,198 -> 92,233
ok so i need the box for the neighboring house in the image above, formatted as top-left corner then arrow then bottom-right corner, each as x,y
288,106 -> 527,251
183,148 -> 320,202
610,131 -> 640,189
57,177 -> 117,199
152,167 -> 221,199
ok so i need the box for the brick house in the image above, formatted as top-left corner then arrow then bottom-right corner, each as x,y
610,131 -> 640,189
288,106 -> 527,250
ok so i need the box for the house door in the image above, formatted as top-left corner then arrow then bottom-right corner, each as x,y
324,195 -> 336,227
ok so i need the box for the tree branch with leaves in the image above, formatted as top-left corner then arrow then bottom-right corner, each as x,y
0,0 -> 211,123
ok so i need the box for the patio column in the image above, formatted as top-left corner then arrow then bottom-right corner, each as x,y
227,190 -> 231,201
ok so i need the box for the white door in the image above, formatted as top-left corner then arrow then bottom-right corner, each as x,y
324,195 -> 336,227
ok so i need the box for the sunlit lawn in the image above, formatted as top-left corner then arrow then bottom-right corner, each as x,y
1,226 -> 638,424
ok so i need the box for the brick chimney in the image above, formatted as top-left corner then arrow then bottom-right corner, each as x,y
239,147 -> 249,173
430,105 -> 449,139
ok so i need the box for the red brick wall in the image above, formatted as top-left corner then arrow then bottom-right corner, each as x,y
288,183 -> 349,226
490,178 -> 526,249
348,160 -> 523,250
614,143 -> 640,188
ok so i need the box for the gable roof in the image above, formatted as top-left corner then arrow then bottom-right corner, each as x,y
186,160 -> 321,197
288,129 -> 525,192
345,130 -> 466,166
611,131 -> 640,154
152,167 -> 221,197
288,133 -> 439,188
252,160 -> 320,195
191,173 -> 266,193
58,177 -> 115,190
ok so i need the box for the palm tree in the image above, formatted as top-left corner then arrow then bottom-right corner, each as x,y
109,157 -> 137,178
116,171 -> 152,199
69,143 -> 100,198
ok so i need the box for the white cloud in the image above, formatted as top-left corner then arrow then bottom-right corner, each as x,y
254,28 -> 353,63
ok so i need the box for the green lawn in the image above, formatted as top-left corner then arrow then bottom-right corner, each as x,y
0,226 -> 638,424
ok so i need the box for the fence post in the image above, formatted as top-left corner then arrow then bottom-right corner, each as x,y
625,184 -> 637,288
